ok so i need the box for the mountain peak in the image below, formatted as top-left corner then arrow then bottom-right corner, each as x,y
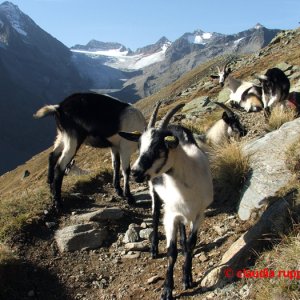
156,36 -> 170,45
254,23 -> 264,29
0,1 -> 21,13
0,1 -> 27,36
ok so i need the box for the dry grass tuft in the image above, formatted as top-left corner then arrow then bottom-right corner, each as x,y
285,138 -> 300,176
267,106 -> 298,131
211,141 -> 250,204
249,226 -> 300,300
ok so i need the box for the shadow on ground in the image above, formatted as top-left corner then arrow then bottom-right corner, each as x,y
0,258 -> 70,300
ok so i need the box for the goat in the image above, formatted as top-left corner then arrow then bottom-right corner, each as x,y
205,101 -> 247,145
256,67 -> 290,117
119,102 -> 213,300
211,62 -> 263,112
33,92 -> 146,211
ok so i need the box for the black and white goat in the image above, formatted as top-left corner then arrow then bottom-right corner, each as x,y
211,63 -> 263,112
34,92 -> 146,210
257,67 -> 290,116
119,102 -> 213,300
205,101 -> 247,145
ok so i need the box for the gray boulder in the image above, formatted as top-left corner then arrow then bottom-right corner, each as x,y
238,117 -> 300,220
55,223 -> 108,252
71,207 -> 124,223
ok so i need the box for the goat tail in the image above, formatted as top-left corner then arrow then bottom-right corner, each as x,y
33,105 -> 59,119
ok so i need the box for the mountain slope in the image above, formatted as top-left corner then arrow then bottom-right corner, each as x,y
112,24 -> 281,102
0,1 -> 89,174
1,27 -> 300,300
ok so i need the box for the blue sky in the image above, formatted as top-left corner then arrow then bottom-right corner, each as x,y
8,0 -> 300,50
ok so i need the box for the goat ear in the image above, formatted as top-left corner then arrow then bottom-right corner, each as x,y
210,75 -> 219,80
256,74 -> 267,81
164,135 -> 179,149
118,131 -> 141,142
227,67 -> 232,73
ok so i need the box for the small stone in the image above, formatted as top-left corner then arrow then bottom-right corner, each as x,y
22,170 -> 30,179
147,275 -> 163,284
196,252 -> 208,262
124,241 -> 149,251
139,228 -> 153,241
140,222 -> 148,229
123,251 -> 141,259
123,227 -> 140,244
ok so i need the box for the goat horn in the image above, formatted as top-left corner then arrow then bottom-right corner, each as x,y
147,100 -> 163,129
159,103 -> 185,129
216,66 -> 221,73
223,56 -> 234,71
214,101 -> 235,116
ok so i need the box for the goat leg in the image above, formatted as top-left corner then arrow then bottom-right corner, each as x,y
112,151 -> 123,197
179,223 -> 187,255
182,229 -> 198,289
161,240 -> 177,300
123,166 -> 135,205
264,107 -> 271,120
52,167 -> 64,212
151,191 -> 161,258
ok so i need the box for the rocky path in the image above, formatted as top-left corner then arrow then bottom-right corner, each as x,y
7,173 -> 252,300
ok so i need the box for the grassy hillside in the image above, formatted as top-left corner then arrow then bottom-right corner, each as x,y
1,27 -> 300,300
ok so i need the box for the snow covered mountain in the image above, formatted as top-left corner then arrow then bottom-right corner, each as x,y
71,36 -> 171,70
0,1 -> 282,174
70,24 -> 280,102
0,1 -> 89,174
107,25 -> 280,102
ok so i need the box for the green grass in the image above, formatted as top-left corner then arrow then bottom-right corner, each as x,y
0,186 -> 50,242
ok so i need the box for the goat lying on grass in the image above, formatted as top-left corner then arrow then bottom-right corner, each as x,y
205,101 -> 247,145
34,92 -> 146,211
119,102 -> 213,300
211,62 -> 263,112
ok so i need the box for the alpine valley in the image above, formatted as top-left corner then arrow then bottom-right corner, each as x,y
0,1 -> 281,173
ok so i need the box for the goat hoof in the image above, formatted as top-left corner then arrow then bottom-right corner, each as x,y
126,195 -> 135,206
161,288 -> 173,300
183,275 -> 193,290
115,187 -> 123,197
53,201 -> 62,213
151,246 -> 159,259
151,251 -> 159,259
183,281 -> 194,290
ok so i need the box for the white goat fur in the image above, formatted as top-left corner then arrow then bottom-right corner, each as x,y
134,129 -> 213,248
205,119 -> 233,145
